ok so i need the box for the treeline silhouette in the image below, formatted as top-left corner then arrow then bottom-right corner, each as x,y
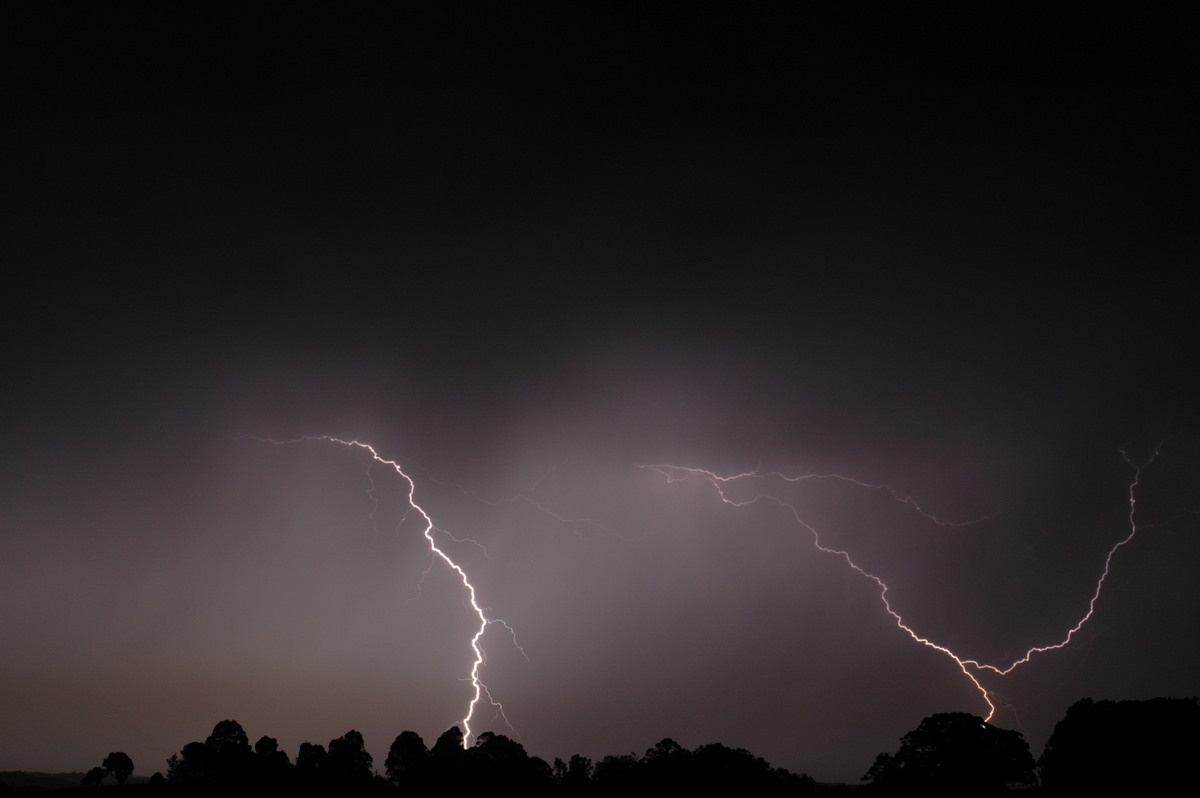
147,720 -> 814,797
5,697 -> 1195,796
858,698 -> 1199,797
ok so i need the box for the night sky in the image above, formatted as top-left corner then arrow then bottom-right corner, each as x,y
3,6 -> 1198,785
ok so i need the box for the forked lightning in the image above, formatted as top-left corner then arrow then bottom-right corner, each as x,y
642,446 -> 1160,721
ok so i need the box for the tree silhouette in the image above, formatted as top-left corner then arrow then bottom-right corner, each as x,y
144,716 -> 814,796
430,725 -> 465,761
209,719 -> 253,787
102,751 -> 134,784
252,735 -> 291,790
167,741 -> 212,784
641,738 -> 692,794
468,731 -> 551,793
593,752 -> 640,794
81,767 -> 107,788
167,720 -> 254,789
691,743 -> 814,796
295,741 -> 327,777
206,719 -> 251,758
553,753 -> 594,793
1039,697 -> 1200,796
425,726 -> 479,793
863,712 -> 1035,796
385,730 -> 427,787
326,730 -> 374,786
254,735 -> 288,763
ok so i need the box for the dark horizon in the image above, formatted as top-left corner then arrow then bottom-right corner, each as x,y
3,6 -> 1198,785
6,698 -> 1198,795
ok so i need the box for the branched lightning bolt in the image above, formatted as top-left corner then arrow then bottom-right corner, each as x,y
961,445 -> 1160,677
252,435 -> 519,746
643,446 -> 1159,721
433,527 -> 492,557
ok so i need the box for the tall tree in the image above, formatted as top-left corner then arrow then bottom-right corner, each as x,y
429,727 -> 468,791
326,730 -> 374,785
204,719 -> 253,786
252,734 -> 291,789
385,731 -> 427,786
554,753 -> 593,792
863,712 -> 1035,796
295,742 -> 327,776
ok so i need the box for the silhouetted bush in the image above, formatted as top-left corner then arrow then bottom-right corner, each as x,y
81,767 -> 107,788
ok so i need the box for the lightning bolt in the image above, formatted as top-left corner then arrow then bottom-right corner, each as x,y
245,432 -> 1161,739
643,445 -> 1159,721
250,435 -> 518,747
962,446 -> 1159,677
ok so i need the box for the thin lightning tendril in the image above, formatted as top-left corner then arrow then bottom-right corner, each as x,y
642,445 -> 1159,722
434,527 -> 492,557
255,435 -> 516,747
422,463 -> 618,538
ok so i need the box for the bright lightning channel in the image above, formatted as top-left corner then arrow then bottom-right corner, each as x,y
255,435 -> 519,747
642,446 -> 1159,721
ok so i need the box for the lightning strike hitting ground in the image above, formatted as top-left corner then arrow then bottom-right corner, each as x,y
642,447 -> 1159,721
253,435 -> 518,747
